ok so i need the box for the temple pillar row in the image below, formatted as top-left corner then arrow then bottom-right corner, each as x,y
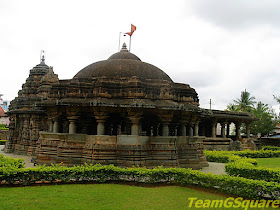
47,112 -> 217,138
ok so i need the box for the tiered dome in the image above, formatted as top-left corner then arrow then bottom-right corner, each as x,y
73,43 -> 173,82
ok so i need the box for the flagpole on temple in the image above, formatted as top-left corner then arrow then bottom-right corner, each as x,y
129,35 -> 132,52
118,32 -> 121,51
119,32 -> 127,51
126,24 -> 136,52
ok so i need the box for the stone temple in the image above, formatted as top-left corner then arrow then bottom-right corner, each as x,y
5,44 -> 257,169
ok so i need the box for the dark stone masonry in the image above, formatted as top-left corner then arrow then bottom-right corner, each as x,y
5,43 -> 257,169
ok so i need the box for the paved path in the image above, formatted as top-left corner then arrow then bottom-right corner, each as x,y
200,162 -> 226,175
0,145 -> 226,173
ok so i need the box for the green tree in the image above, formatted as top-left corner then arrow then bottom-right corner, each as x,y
273,95 -> 280,104
227,90 -> 279,137
233,89 -> 256,112
250,102 -> 279,136
226,103 -> 238,111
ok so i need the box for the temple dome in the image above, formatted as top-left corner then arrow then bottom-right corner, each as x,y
73,43 -> 173,82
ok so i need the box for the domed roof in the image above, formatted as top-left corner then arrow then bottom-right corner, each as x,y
108,43 -> 141,61
73,43 -> 173,82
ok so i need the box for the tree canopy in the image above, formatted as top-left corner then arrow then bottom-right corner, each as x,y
231,89 -> 256,112
250,102 -> 278,136
227,90 -> 279,137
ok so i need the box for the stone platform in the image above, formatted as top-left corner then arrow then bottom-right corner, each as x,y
34,132 -> 209,170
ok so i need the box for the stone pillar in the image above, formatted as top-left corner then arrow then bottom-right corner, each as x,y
235,122 -> 241,140
194,121 -> 199,136
117,124 -> 122,135
53,118 -> 59,133
180,123 -> 187,136
48,119 -> 53,132
96,119 -> 105,135
130,116 -> 141,135
246,123 -> 251,138
159,113 -> 173,137
139,123 -> 142,134
68,116 -> 78,134
189,123 -> 194,137
221,122 -> 226,138
201,125 -> 205,136
95,112 -> 108,135
162,123 -> 169,136
226,123 -> 230,137
211,121 -> 216,138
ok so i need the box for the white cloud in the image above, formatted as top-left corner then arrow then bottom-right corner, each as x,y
189,0 -> 280,28
1,0 -> 280,114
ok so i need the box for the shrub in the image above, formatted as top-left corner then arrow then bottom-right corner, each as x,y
0,140 -> 6,145
225,159 -> 280,183
231,150 -> 280,158
205,149 -> 280,184
204,150 -> 257,165
0,124 -> 8,130
0,164 -> 279,200
0,154 -> 25,168
261,146 -> 280,151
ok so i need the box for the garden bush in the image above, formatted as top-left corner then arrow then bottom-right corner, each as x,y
204,149 -> 280,161
0,154 -> 24,168
204,150 -> 257,165
231,150 -> 280,158
225,160 -> 280,183
0,164 -> 279,200
261,146 -> 280,151
205,149 -> 280,184
0,124 -> 8,130
0,140 -> 6,145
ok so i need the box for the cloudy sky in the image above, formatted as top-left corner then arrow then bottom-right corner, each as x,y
1,0 -> 280,112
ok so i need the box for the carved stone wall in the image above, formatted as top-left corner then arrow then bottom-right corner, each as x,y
35,132 -> 208,169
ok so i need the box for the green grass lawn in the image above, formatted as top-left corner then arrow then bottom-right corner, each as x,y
255,157 -> 280,168
0,183 -> 266,210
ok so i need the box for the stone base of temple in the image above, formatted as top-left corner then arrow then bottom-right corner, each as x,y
203,137 -> 258,151
203,138 -> 233,151
34,132 -> 209,170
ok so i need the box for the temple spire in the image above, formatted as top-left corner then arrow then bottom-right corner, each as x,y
40,50 -> 46,64
120,43 -> 128,52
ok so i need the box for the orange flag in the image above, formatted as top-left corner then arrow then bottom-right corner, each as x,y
126,24 -> 136,36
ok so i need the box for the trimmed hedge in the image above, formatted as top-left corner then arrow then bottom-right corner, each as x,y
0,124 -> 8,130
0,140 -> 6,145
225,160 -> 280,183
204,149 -> 280,184
232,150 -> 280,158
204,150 -> 257,165
0,164 -> 279,200
0,154 -> 24,168
261,146 -> 280,151
204,149 -> 280,160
